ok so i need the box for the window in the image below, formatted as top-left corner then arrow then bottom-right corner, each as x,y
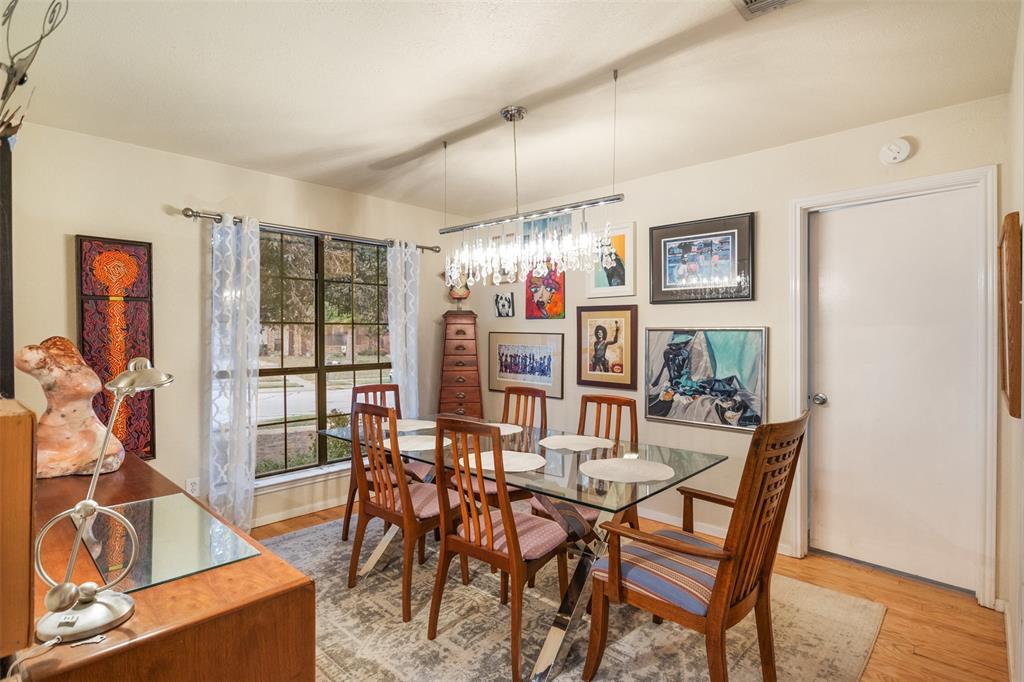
257,229 -> 390,477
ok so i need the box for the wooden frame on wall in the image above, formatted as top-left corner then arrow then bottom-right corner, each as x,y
488,331 -> 564,399
999,211 -> 1021,418
576,304 -> 638,390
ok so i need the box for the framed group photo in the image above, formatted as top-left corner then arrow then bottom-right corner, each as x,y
586,222 -> 636,299
488,331 -> 564,399
645,326 -> 766,431
576,305 -> 638,390
650,212 -> 754,304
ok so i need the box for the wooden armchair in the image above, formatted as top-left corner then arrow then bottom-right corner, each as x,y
583,412 -> 810,682
428,417 -> 569,681
346,402 -> 464,622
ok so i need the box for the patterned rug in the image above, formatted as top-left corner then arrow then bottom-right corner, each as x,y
264,518 -> 884,681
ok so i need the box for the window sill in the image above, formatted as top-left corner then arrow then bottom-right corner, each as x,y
254,461 -> 353,496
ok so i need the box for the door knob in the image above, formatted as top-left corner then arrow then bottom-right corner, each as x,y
812,393 -> 828,406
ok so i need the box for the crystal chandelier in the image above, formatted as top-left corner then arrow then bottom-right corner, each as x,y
443,72 -> 624,289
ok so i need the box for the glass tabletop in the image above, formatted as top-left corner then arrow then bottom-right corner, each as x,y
321,416 -> 727,514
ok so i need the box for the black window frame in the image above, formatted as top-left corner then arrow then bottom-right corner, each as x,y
256,226 -> 391,479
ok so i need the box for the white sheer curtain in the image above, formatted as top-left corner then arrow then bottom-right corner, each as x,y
387,241 -> 421,417
208,214 -> 260,531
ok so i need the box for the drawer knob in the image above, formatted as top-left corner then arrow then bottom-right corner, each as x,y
455,376 -> 466,383
455,360 -> 466,367
455,392 -> 466,399
455,408 -> 466,415
455,344 -> 466,351
455,329 -> 467,336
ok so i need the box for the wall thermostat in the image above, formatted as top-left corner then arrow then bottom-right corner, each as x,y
879,137 -> 911,165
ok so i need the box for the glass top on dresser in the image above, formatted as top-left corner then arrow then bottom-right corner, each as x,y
322,416 -> 727,514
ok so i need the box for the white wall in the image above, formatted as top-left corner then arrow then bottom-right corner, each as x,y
10,122 -> 453,522
446,95 -> 1011,563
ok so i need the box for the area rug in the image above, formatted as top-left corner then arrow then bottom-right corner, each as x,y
264,518 -> 884,681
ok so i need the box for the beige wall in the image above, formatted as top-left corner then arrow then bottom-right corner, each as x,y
446,95 -> 1011,562
10,122 -> 453,522
1000,3 -> 1024,676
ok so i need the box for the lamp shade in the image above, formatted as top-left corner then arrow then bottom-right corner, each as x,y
105,357 -> 174,394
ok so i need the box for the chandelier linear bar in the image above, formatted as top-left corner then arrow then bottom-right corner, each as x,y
437,193 -> 624,235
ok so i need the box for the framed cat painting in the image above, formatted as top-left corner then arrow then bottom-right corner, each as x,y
586,222 -> 636,298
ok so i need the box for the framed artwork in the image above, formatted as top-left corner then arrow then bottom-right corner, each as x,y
523,215 -> 568,319
999,211 -> 1021,417
488,331 -> 564,399
645,327 -> 766,431
649,212 -> 754,304
76,235 -> 156,458
586,222 -> 636,298
577,305 -> 638,390
494,292 -> 515,318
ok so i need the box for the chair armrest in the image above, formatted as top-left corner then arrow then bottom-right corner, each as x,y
599,522 -> 731,561
676,486 -> 736,533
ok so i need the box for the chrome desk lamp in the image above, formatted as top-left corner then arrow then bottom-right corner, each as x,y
34,357 -> 174,642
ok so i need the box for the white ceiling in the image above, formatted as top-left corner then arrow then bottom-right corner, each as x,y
19,0 -> 1020,217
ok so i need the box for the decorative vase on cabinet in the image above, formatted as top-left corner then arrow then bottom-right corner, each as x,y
438,310 -> 483,418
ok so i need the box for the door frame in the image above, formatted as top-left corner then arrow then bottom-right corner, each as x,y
788,165 -> 998,608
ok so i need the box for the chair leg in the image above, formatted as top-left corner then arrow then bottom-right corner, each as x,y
652,615 -> 663,624
428,548 -> 456,640
705,627 -> 729,682
755,587 -> 777,682
460,554 -> 470,584
342,482 -> 358,541
347,513 -> 369,588
510,575 -> 525,682
582,580 -> 609,681
500,571 -> 509,605
401,533 -> 416,622
556,550 -> 568,598
418,534 -> 427,565
528,574 -> 535,588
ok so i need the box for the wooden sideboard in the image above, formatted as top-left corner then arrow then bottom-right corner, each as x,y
22,455 -> 315,681
437,310 -> 483,418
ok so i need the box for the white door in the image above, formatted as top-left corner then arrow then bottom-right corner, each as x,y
809,188 -> 983,590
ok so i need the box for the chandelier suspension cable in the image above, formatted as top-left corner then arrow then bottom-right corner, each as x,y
612,69 -> 619,195
512,117 -> 520,214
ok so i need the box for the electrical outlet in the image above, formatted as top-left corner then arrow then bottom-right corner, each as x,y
185,478 -> 200,496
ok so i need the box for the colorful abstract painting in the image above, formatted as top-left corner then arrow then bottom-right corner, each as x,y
77,236 -> 156,458
587,222 -> 636,298
522,215 -> 569,319
646,327 -> 766,431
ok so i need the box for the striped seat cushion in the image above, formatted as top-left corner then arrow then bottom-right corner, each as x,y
458,510 -> 567,560
529,497 -> 600,524
592,529 -> 721,616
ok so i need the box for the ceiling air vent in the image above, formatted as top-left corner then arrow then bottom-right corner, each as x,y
732,0 -> 798,20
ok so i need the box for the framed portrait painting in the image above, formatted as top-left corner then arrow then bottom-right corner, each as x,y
586,222 -> 636,298
645,327 -> 766,431
577,305 -> 638,390
650,212 -> 754,304
488,332 -> 564,399
523,215 -> 568,319
76,235 -> 156,458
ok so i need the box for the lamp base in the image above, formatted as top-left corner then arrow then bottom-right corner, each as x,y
36,591 -> 135,642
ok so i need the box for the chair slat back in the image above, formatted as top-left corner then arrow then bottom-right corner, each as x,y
351,402 -> 410,518
719,412 -> 810,609
435,417 -> 521,561
351,383 -> 402,417
577,394 -> 638,444
501,386 -> 547,433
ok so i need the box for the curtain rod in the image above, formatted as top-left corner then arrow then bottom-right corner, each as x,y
180,207 -> 441,253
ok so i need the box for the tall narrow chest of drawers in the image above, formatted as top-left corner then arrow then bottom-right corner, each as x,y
438,310 -> 483,418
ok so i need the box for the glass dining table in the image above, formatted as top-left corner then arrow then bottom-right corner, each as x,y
322,416 -> 727,681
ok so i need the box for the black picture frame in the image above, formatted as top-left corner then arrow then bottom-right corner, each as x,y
649,212 -> 755,304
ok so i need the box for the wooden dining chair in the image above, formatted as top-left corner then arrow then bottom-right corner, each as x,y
577,393 -> 639,444
501,386 -> 548,433
428,417 -> 570,681
343,383 -> 432,541
531,394 -> 639,529
346,402 -> 463,622
582,412 -> 811,682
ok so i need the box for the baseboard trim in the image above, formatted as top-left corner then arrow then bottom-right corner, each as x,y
252,495 -> 347,528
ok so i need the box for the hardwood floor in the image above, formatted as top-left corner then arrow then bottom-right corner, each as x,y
253,505 -> 1009,681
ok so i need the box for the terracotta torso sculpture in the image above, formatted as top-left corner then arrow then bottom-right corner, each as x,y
15,336 -> 125,478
